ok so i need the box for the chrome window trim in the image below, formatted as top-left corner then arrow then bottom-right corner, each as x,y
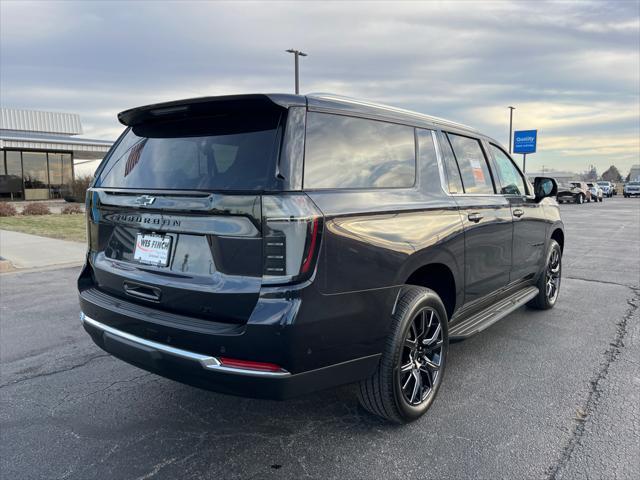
81,313 -> 291,378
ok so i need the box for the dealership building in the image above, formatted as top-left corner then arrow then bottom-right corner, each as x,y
0,108 -> 114,201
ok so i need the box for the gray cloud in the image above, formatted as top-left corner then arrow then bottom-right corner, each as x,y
1,0 -> 638,175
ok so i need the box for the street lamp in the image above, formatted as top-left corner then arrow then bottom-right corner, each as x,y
508,106 -> 516,154
286,49 -> 307,94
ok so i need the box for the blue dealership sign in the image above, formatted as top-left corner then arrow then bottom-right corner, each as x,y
513,130 -> 537,154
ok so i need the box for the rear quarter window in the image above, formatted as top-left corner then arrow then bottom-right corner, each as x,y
303,112 -> 416,189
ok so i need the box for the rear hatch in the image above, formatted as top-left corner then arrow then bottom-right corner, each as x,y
84,96 -> 321,324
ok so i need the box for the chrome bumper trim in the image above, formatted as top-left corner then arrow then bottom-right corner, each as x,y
81,313 -> 290,378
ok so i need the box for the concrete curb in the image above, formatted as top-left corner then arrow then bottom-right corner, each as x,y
0,261 -> 84,275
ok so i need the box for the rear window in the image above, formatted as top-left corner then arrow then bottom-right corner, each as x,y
95,110 -> 283,191
303,112 -> 416,189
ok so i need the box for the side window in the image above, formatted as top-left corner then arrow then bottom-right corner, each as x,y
446,133 -> 495,194
437,131 -> 464,194
417,129 -> 445,194
304,112 -> 416,189
489,144 -> 527,196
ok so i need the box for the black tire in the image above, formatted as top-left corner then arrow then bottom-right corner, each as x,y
575,194 -> 583,205
358,286 -> 448,423
528,239 -> 562,310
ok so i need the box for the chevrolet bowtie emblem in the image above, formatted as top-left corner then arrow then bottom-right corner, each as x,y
135,195 -> 156,206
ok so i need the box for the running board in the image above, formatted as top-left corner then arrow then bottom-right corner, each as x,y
449,286 -> 539,340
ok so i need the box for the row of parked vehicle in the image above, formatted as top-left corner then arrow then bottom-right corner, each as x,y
557,180 -> 640,203
556,181 -> 609,204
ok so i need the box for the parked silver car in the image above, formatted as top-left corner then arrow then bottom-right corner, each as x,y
586,182 -> 603,202
596,181 -> 613,198
624,181 -> 640,197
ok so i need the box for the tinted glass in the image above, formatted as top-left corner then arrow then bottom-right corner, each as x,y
22,151 -> 49,200
5,151 -> 21,176
446,133 -> 494,194
489,144 -> 526,195
304,112 -> 415,189
62,153 -> 73,185
48,153 -> 63,185
437,131 -> 464,193
22,152 -> 48,188
0,151 -> 23,198
96,111 -> 282,191
47,153 -> 73,199
416,129 -> 444,193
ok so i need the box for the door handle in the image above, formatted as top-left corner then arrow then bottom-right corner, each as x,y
513,208 -> 524,218
467,212 -> 483,223
123,282 -> 161,302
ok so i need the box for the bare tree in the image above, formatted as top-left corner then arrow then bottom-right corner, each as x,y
581,165 -> 598,181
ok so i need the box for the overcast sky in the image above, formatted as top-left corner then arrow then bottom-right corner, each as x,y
1,0 -> 639,175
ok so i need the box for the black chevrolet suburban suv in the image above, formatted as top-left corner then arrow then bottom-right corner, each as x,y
79,93 -> 564,423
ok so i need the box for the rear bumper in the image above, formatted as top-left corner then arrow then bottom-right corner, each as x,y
82,312 -> 380,400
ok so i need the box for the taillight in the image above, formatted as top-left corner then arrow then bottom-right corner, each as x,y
262,194 -> 323,284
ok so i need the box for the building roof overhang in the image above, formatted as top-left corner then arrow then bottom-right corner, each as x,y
0,130 -> 113,158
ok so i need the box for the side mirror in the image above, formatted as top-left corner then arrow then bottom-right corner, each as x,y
534,177 -> 557,201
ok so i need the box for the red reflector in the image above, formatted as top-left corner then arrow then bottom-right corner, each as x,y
300,218 -> 320,274
219,357 -> 284,373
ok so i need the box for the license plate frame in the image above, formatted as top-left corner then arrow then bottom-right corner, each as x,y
133,233 -> 172,267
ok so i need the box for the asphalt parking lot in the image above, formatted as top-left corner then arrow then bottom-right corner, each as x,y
1,197 -> 638,480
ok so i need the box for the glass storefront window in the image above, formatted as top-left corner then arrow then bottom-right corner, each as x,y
62,153 -> 73,186
47,153 -> 73,199
1,151 -> 23,199
22,152 -> 49,200
48,153 -> 63,199
6,151 -> 22,176
0,150 -> 74,201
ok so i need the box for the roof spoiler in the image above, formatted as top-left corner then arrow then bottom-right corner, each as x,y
117,93 -> 305,127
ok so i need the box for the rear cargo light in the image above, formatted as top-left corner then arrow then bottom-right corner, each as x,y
219,357 -> 286,373
262,194 -> 323,285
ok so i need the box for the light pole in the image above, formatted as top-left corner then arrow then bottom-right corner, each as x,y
508,106 -> 515,154
286,49 -> 307,94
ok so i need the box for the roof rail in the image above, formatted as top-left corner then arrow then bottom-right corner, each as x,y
307,93 -> 478,132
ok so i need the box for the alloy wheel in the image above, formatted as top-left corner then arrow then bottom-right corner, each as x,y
397,308 -> 444,406
546,248 -> 561,303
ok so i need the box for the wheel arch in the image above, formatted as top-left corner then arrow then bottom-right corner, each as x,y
403,262 -> 458,320
551,227 -> 564,252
